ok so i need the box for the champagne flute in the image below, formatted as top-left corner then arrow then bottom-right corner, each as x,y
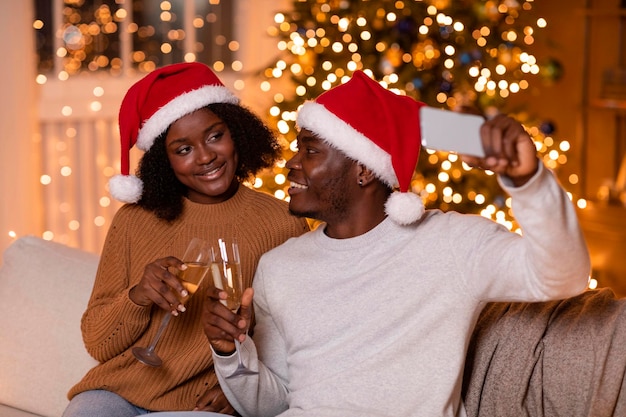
211,238 -> 259,378
133,237 -> 213,367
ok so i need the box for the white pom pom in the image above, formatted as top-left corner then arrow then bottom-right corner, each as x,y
385,191 -> 425,225
108,174 -> 143,203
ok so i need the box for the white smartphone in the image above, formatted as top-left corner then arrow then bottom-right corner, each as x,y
419,107 -> 486,157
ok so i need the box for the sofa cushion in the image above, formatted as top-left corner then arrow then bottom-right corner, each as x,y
0,236 -> 99,417
0,403 -> 41,417
463,288 -> 626,417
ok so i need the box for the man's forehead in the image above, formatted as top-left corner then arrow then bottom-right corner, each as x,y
297,129 -> 357,163
297,128 -> 320,141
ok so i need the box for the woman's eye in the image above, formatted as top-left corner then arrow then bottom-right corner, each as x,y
208,131 -> 224,142
176,145 -> 192,155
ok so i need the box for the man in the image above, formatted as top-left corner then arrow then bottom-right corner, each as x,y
201,70 -> 590,417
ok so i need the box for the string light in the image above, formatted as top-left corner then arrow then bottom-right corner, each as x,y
31,1 -> 240,251
254,0 -> 580,235
29,1 -> 586,266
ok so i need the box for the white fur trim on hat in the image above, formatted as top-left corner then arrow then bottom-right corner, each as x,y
136,85 -> 239,151
385,191 -> 425,225
297,101 -> 398,188
109,174 -> 143,204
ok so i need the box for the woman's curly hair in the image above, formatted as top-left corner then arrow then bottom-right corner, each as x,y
136,102 -> 282,222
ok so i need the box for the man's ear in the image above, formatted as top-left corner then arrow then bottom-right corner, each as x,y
356,163 -> 377,186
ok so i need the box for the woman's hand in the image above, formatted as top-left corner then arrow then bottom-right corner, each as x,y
462,114 -> 539,187
202,287 -> 254,355
129,257 -> 189,315
194,385 -> 237,415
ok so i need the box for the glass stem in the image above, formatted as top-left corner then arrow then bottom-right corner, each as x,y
234,338 -> 245,366
147,313 -> 173,352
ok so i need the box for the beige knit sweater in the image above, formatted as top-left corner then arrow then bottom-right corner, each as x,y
67,185 -> 309,411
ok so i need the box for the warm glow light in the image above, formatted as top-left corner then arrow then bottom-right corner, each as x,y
275,174 -> 286,185
30,0 -> 575,255
99,197 -> 111,207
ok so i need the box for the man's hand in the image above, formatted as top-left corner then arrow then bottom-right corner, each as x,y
202,286 -> 254,354
462,114 -> 539,187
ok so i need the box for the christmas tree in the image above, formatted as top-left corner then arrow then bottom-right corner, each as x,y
255,0 -> 571,231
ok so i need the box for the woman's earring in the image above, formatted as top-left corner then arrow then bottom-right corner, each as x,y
358,179 -> 363,186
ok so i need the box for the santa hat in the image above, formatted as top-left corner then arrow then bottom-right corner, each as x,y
109,62 -> 239,203
296,70 -> 426,225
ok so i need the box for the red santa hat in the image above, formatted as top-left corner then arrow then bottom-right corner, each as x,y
109,62 -> 239,203
296,70 -> 426,225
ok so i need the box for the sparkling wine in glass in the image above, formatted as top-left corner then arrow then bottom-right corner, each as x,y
133,237 -> 213,367
211,238 -> 259,378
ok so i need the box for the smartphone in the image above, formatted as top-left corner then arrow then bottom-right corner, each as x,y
419,107 -> 486,157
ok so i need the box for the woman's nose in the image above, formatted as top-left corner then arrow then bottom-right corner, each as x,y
196,145 -> 216,164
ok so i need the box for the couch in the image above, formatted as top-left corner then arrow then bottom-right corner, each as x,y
0,236 -> 99,417
1,236 -> 625,417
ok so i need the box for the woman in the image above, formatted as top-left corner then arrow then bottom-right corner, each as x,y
62,62 -> 309,416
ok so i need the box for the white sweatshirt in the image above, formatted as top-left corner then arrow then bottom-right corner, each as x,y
213,164 -> 590,417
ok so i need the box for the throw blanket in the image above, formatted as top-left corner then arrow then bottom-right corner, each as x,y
463,288 -> 626,417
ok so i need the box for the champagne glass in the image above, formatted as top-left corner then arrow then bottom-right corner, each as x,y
133,237 -> 213,367
211,238 -> 259,378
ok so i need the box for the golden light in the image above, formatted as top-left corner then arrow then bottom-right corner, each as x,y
275,174 -> 286,185
232,60 -> 243,71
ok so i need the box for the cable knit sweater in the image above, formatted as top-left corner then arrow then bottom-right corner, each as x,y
67,185 -> 309,411
214,165 -> 591,417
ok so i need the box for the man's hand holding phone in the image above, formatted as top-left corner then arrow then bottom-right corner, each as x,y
420,107 -> 538,186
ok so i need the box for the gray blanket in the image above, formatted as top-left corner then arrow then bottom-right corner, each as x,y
463,288 -> 626,417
